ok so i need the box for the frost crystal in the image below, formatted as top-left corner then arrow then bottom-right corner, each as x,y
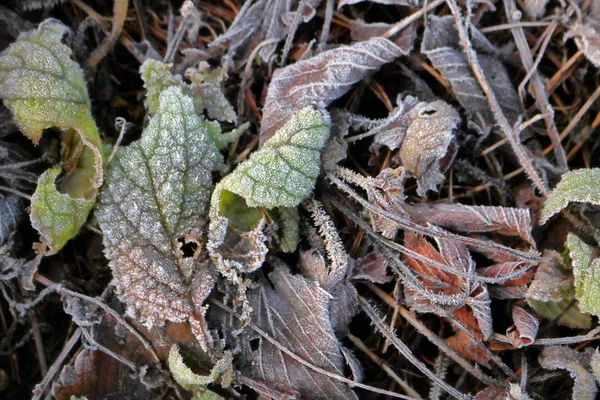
97,87 -> 222,350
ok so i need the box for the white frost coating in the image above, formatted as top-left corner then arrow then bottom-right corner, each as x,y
221,107 -> 331,209
97,87 -> 221,350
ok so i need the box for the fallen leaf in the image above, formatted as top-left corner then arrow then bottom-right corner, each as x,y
350,19 -> 417,52
421,15 -> 523,129
260,37 -> 406,144
242,267 -> 358,399
539,346 -> 598,400
566,233 -> 600,317
565,2 -> 600,67
97,87 -> 222,350
506,306 -> 538,348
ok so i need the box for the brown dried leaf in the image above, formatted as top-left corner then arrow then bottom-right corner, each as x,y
242,267 -> 358,399
350,19 -> 417,53
260,37 -> 407,144
539,346 -> 598,400
421,15 -> 523,129
565,3 -> 600,67
446,330 -> 492,368
352,250 -> 391,284
506,306 -> 539,348
404,203 -> 535,246
398,100 -> 460,196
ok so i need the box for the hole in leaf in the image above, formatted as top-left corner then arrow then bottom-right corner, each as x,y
249,338 -> 260,352
178,237 -> 198,258
421,109 -> 437,115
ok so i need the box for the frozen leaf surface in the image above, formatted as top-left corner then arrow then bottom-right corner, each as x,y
220,107 -> 330,209
539,346 -> 598,400
422,16 -> 523,128
243,267 -> 358,399
140,59 -> 237,123
506,306 -> 538,348
540,169 -> 600,224
260,37 -> 406,144
97,87 -> 221,350
0,194 -> 22,246
398,100 -> 460,196
526,250 -> 591,328
404,203 -> 535,246
565,3 -> 600,67
0,19 -> 102,252
567,233 -> 600,316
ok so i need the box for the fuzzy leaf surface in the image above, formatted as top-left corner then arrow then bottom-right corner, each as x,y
220,107 -> 330,209
168,345 -> 230,398
260,37 -> 406,144
97,87 -> 221,350
567,233 -> 600,316
0,19 -> 102,252
540,168 -> 600,224
539,346 -> 598,400
506,306 -> 538,348
243,267 -> 358,399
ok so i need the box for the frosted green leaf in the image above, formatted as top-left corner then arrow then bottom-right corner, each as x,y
540,169 -> 600,224
566,233 -> 600,316
528,299 -> 592,329
0,19 -> 103,252
97,87 -> 222,350
220,107 -> 331,209
168,345 -> 231,399
140,59 -> 237,124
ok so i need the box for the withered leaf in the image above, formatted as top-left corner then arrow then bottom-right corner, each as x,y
242,267 -> 358,399
539,346 -> 598,400
565,2 -> 600,68
421,16 -> 523,129
350,19 -> 417,53
97,87 -> 222,350
404,203 -> 535,246
397,100 -> 460,196
506,306 -> 538,348
260,37 -> 407,144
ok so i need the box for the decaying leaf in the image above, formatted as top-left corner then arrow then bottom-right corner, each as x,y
97,87 -> 224,350
506,306 -> 538,348
168,345 -> 231,399
565,2 -> 600,68
350,19 -> 417,53
566,233 -> 600,316
260,37 -> 406,144
397,100 -> 460,195
526,250 -> 591,328
0,194 -> 22,246
404,203 -> 536,246
539,346 -> 598,400
540,168 -> 600,224
241,267 -> 358,399
0,19 -> 103,252
421,15 -> 523,129
140,59 -> 238,123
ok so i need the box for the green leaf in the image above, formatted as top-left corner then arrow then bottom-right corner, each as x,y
140,59 -> 237,124
168,345 -> 232,395
540,168 -> 600,224
528,299 -> 591,329
219,107 -> 330,209
0,19 -> 102,252
566,233 -> 600,316
96,87 -> 223,350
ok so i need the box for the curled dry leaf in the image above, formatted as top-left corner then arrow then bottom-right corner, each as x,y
506,306 -> 538,348
260,37 -> 406,145
242,267 -> 358,399
526,250 -> 591,328
421,15 -> 523,129
97,87 -> 223,350
398,100 -> 460,196
0,19 -> 102,252
539,346 -> 598,400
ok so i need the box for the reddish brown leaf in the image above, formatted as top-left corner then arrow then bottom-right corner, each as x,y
447,331 -> 492,368
350,19 -> 417,52
260,37 -> 406,144
506,306 -> 539,348
404,203 -> 536,247
352,250 -> 391,284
